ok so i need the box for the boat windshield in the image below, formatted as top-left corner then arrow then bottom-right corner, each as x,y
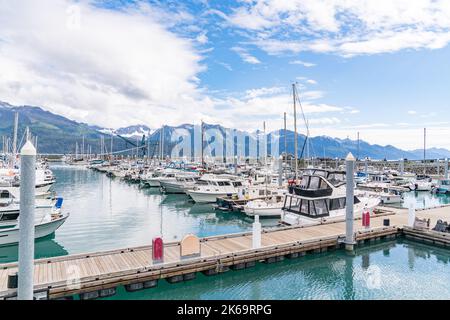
283,195 -> 361,218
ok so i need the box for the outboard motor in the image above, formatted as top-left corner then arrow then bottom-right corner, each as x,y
55,197 -> 64,210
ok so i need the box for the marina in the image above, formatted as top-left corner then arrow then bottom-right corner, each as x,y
0,164 -> 449,300
2,1 -> 450,305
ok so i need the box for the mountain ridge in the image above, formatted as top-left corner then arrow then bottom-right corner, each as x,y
0,101 -> 447,160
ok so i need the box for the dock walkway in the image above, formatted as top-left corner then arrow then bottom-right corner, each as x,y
1,206 -> 449,300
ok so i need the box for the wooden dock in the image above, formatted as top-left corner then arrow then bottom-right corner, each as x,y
1,206 -> 449,300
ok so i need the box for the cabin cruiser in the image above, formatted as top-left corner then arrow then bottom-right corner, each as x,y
414,175 -> 434,192
0,199 -> 20,228
281,170 -> 380,226
186,175 -> 246,203
144,169 -> 179,187
160,174 -> 200,194
432,179 -> 450,194
0,210 -> 69,246
356,185 -> 403,205
243,195 -> 285,217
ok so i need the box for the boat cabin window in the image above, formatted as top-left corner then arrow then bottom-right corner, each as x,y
327,173 -> 346,187
441,180 -> 450,186
299,176 -> 331,190
217,181 -> 231,186
0,191 -> 11,199
232,181 -> 243,187
283,195 -> 361,218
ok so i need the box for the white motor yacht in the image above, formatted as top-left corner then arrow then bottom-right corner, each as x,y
160,173 -> 200,194
243,195 -> 285,217
186,175 -> 246,203
281,170 -> 380,226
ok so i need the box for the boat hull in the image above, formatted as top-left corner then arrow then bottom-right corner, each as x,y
0,213 -> 69,246
160,181 -> 185,194
244,206 -> 282,217
187,190 -> 235,203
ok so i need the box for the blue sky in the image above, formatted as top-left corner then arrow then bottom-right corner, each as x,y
1,0 -> 450,149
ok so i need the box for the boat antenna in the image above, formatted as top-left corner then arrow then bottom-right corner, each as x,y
292,83 -> 298,181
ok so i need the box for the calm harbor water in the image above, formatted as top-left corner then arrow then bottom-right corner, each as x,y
1,165 -> 449,300
0,164 -> 278,264
103,239 -> 450,300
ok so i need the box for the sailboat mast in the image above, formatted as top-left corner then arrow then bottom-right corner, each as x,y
292,84 -> 298,181
263,121 -> 266,167
110,134 -> 113,161
12,111 -> 18,168
283,112 -> 287,156
424,127 -> 427,174
161,126 -> 165,162
357,132 -> 360,161
201,121 -> 204,167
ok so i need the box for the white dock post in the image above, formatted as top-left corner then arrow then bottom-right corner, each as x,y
445,158 -> 448,179
18,141 -> 36,300
400,159 -> 404,176
252,215 -> 261,249
408,203 -> 416,228
345,153 -> 356,251
278,155 -> 283,187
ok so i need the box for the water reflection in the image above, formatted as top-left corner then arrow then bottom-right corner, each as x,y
400,191 -> 450,209
0,238 -> 68,263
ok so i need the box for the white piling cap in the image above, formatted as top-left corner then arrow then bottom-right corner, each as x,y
345,152 -> 356,161
20,141 -> 36,156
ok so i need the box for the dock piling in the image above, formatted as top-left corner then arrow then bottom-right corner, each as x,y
345,153 -> 356,251
408,203 -> 416,228
18,141 -> 37,300
252,215 -> 261,249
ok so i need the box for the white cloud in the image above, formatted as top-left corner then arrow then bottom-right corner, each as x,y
231,46 -> 261,64
408,110 -> 417,115
219,0 -> 450,56
289,60 -> 316,67
196,31 -> 209,44
306,79 -> 317,85
244,86 -> 285,99
0,0 -> 214,128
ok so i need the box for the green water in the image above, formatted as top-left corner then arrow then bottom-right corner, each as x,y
400,190 -> 450,209
0,165 -> 278,263
101,239 -> 450,300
